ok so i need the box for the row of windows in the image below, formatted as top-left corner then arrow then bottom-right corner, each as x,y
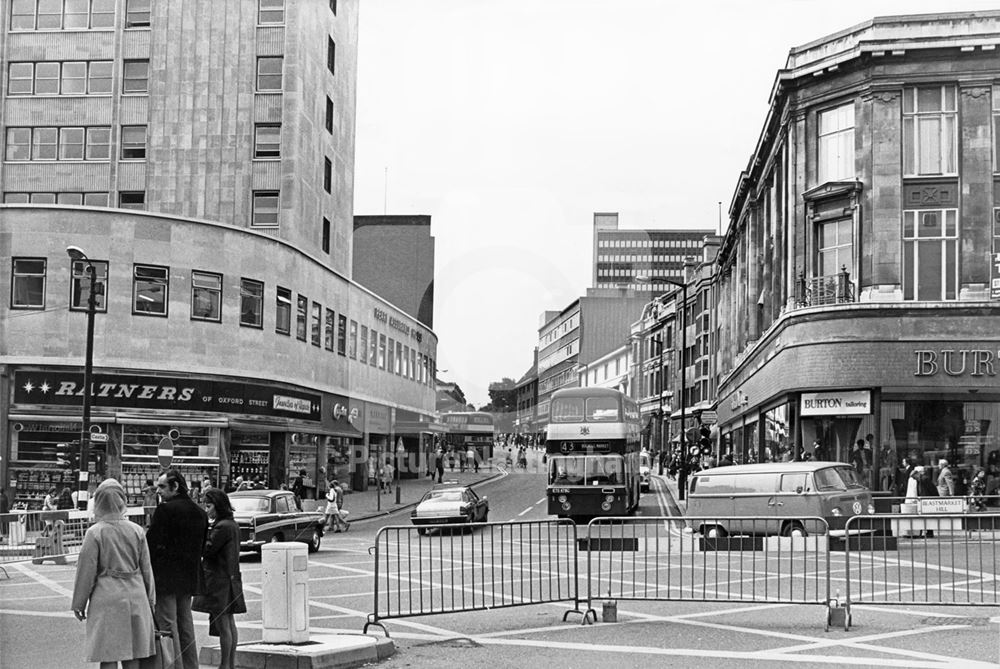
5,126 -> 145,161
539,313 -> 579,347
9,257 -> 435,386
817,85 -> 1000,182
257,0 -> 336,26
598,239 -> 700,249
596,255 -> 694,264
3,191 -> 143,208
594,282 -> 680,291
7,60 -> 147,96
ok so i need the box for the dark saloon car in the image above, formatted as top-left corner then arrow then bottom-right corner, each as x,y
230,489 -> 326,553
410,484 -> 489,534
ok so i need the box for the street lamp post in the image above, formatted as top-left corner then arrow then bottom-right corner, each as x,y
66,246 -> 97,511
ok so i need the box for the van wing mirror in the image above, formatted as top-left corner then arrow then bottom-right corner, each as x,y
796,485 -> 804,494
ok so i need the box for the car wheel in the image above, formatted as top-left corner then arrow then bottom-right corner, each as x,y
307,529 -> 321,553
416,527 -> 427,536
782,522 -> 807,538
704,525 -> 728,538
478,511 -> 488,523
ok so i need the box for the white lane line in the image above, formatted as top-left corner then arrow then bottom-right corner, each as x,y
0,608 -> 75,619
12,562 -> 73,598
517,506 -> 534,517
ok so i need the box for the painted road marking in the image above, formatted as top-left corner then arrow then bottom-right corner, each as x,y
518,498 -> 544,517
12,562 -> 73,598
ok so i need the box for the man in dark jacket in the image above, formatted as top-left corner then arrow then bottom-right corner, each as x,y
147,469 -> 208,669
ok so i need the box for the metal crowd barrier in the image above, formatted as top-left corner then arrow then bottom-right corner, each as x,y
843,511 -> 1000,614
0,508 -> 147,573
364,519 -> 585,635
585,516 -> 831,610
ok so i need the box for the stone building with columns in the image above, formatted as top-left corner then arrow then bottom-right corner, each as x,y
714,11 -> 1000,494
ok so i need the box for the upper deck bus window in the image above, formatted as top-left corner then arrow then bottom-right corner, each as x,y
551,398 -> 584,422
587,396 -> 620,422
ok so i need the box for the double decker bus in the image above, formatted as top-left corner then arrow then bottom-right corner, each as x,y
545,387 -> 642,518
441,411 -> 495,463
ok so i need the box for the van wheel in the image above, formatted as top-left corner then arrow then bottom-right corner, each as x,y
782,522 -> 807,538
704,525 -> 727,538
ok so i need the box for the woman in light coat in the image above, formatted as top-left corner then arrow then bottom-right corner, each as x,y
72,479 -> 156,669
905,466 -> 925,504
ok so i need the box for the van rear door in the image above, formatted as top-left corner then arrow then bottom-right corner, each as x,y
731,473 -> 779,535
687,473 -> 735,535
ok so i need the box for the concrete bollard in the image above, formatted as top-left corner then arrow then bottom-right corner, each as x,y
261,542 -> 310,644
601,599 -> 617,623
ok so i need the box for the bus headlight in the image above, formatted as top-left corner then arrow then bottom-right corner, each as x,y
604,494 -> 614,503
558,495 -> 567,503
601,501 -> 612,511
867,504 -> 875,515
831,508 -> 842,516
561,501 -> 571,511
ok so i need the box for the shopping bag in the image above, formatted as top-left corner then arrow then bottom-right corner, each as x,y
139,630 -> 173,669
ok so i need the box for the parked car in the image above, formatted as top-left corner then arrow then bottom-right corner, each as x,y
411,484 -> 488,534
639,451 -> 652,493
685,461 -> 875,537
230,489 -> 326,553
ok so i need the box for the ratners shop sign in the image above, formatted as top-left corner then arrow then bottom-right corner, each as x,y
13,371 -> 321,421
800,390 -> 871,416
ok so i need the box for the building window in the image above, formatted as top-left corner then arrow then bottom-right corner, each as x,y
256,57 -> 283,91
32,127 -> 58,160
410,348 -> 417,381
90,0 -> 115,28
387,336 -> 395,374
337,314 -> 347,356
254,124 -> 280,158
323,157 -> 332,193
903,85 -> 957,176
324,308 -> 335,351
118,191 -> 145,209
125,0 -> 151,28
417,352 -> 423,383
349,320 -> 357,358
191,271 -> 222,322
359,325 -> 369,363
296,295 -> 308,341
379,334 -> 387,370
818,102 -> 854,183
3,193 -> 29,203
817,218 -> 852,277
34,62 -> 59,94
403,345 -> 410,378
327,37 -> 335,75
5,128 -> 31,160
311,302 -> 322,347
11,258 -> 46,309
275,286 -> 291,334
70,259 -> 107,312
239,278 -> 264,328
83,192 -> 109,206
321,217 -> 331,253
370,329 -> 379,367
61,61 -> 86,94
258,0 -> 284,24
120,126 -> 147,159
325,97 -> 333,133
396,341 -> 404,375
88,61 -> 112,93
132,264 -> 168,316
87,127 -> 111,159
330,0 -> 336,15
903,209 -> 958,301
59,127 -> 84,159
252,190 -> 279,227
123,60 -> 149,94
7,63 -> 33,94
993,86 -> 1000,173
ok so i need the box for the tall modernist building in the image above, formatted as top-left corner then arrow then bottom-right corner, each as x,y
715,12 -> 1000,492
353,215 -> 435,328
592,212 -> 714,292
0,0 -> 438,508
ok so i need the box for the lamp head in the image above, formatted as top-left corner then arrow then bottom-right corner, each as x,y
66,246 -> 88,261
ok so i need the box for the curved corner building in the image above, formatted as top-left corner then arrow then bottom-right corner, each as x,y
0,0 -> 439,507
715,11 -> 1000,491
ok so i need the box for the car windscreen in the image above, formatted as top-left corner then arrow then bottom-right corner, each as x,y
814,466 -> 867,491
231,497 -> 270,512
422,490 -> 463,502
549,455 -> 623,485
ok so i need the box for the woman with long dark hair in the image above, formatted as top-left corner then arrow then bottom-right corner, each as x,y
192,488 -> 246,669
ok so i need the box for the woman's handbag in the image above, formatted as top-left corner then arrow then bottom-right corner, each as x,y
138,630 -> 174,669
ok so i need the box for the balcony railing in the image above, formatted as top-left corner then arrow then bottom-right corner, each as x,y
794,267 -> 855,307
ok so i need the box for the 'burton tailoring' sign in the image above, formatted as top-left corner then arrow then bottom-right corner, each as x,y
800,390 -> 871,416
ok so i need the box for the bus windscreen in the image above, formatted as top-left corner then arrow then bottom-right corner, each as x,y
549,455 -> 623,485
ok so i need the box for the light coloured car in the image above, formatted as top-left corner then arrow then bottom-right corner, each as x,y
411,484 -> 488,534
639,451 -> 652,492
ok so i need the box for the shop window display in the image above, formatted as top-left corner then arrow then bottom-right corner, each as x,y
120,424 -> 219,505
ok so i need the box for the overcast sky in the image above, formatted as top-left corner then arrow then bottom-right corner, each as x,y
354,0 -> 1000,409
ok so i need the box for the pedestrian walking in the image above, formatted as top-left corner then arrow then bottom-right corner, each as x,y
323,480 -> 349,532
146,469 -> 209,669
466,446 -> 477,473
291,470 -> 307,510
435,448 -> 445,483
72,479 -> 156,669
381,460 -> 394,493
905,466 -> 925,503
192,489 -> 246,669
57,486 -> 75,510
936,459 -> 955,497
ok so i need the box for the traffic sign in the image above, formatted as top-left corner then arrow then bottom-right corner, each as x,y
90,432 -> 108,443
158,436 -> 174,469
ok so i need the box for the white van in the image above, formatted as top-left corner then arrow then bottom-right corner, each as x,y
685,461 -> 874,537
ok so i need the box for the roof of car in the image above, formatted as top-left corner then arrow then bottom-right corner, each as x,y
229,489 -> 292,498
692,461 -> 851,475
429,483 -> 471,491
